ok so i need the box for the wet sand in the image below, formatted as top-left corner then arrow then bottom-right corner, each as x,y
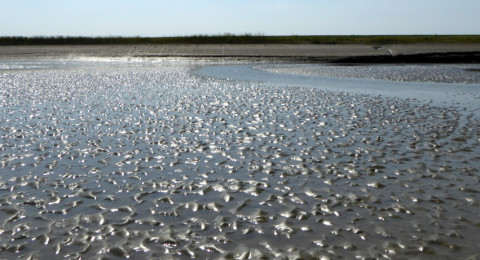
1,44 -> 480,62
1,55 -> 479,258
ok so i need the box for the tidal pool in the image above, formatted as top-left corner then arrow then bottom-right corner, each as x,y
0,58 -> 479,259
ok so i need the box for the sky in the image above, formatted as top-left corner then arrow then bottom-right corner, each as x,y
1,0 -> 479,37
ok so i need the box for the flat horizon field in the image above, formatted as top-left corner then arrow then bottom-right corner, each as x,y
1,35 -> 480,46
1,42 -> 480,64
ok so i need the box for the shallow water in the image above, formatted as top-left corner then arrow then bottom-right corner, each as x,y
0,59 -> 480,259
259,63 -> 480,84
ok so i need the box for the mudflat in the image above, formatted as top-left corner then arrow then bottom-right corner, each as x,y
1,57 -> 480,259
1,44 -> 480,62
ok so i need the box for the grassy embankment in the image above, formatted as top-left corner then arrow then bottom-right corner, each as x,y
1,34 -> 480,45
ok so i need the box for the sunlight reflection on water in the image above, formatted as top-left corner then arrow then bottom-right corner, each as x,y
0,59 -> 479,259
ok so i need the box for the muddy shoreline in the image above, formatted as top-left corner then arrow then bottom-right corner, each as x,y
1,44 -> 480,63
1,52 -> 480,259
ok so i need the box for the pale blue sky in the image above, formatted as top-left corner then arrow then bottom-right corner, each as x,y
1,0 -> 479,36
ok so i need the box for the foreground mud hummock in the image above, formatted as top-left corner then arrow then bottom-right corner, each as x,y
0,59 -> 479,259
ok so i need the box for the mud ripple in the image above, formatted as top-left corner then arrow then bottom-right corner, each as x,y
0,59 -> 479,259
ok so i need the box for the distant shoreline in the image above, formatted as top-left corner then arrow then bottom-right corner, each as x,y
2,35 -> 480,45
1,43 -> 480,63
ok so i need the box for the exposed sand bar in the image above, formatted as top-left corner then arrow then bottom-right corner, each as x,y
1,44 -> 480,62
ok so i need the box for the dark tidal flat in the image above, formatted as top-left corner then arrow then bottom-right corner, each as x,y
0,58 -> 480,259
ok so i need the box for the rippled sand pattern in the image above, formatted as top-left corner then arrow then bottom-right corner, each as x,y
260,64 -> 480,84
1,59 -> 480,259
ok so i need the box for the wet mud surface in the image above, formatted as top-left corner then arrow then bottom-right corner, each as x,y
259,64 -> 480,84
0,59 -> 479,259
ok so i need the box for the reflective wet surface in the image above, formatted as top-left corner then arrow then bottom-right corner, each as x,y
0,59 -> 479,259
259,63 -> 480,84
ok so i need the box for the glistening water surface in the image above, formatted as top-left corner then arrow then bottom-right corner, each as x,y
1,58 -> 479,259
